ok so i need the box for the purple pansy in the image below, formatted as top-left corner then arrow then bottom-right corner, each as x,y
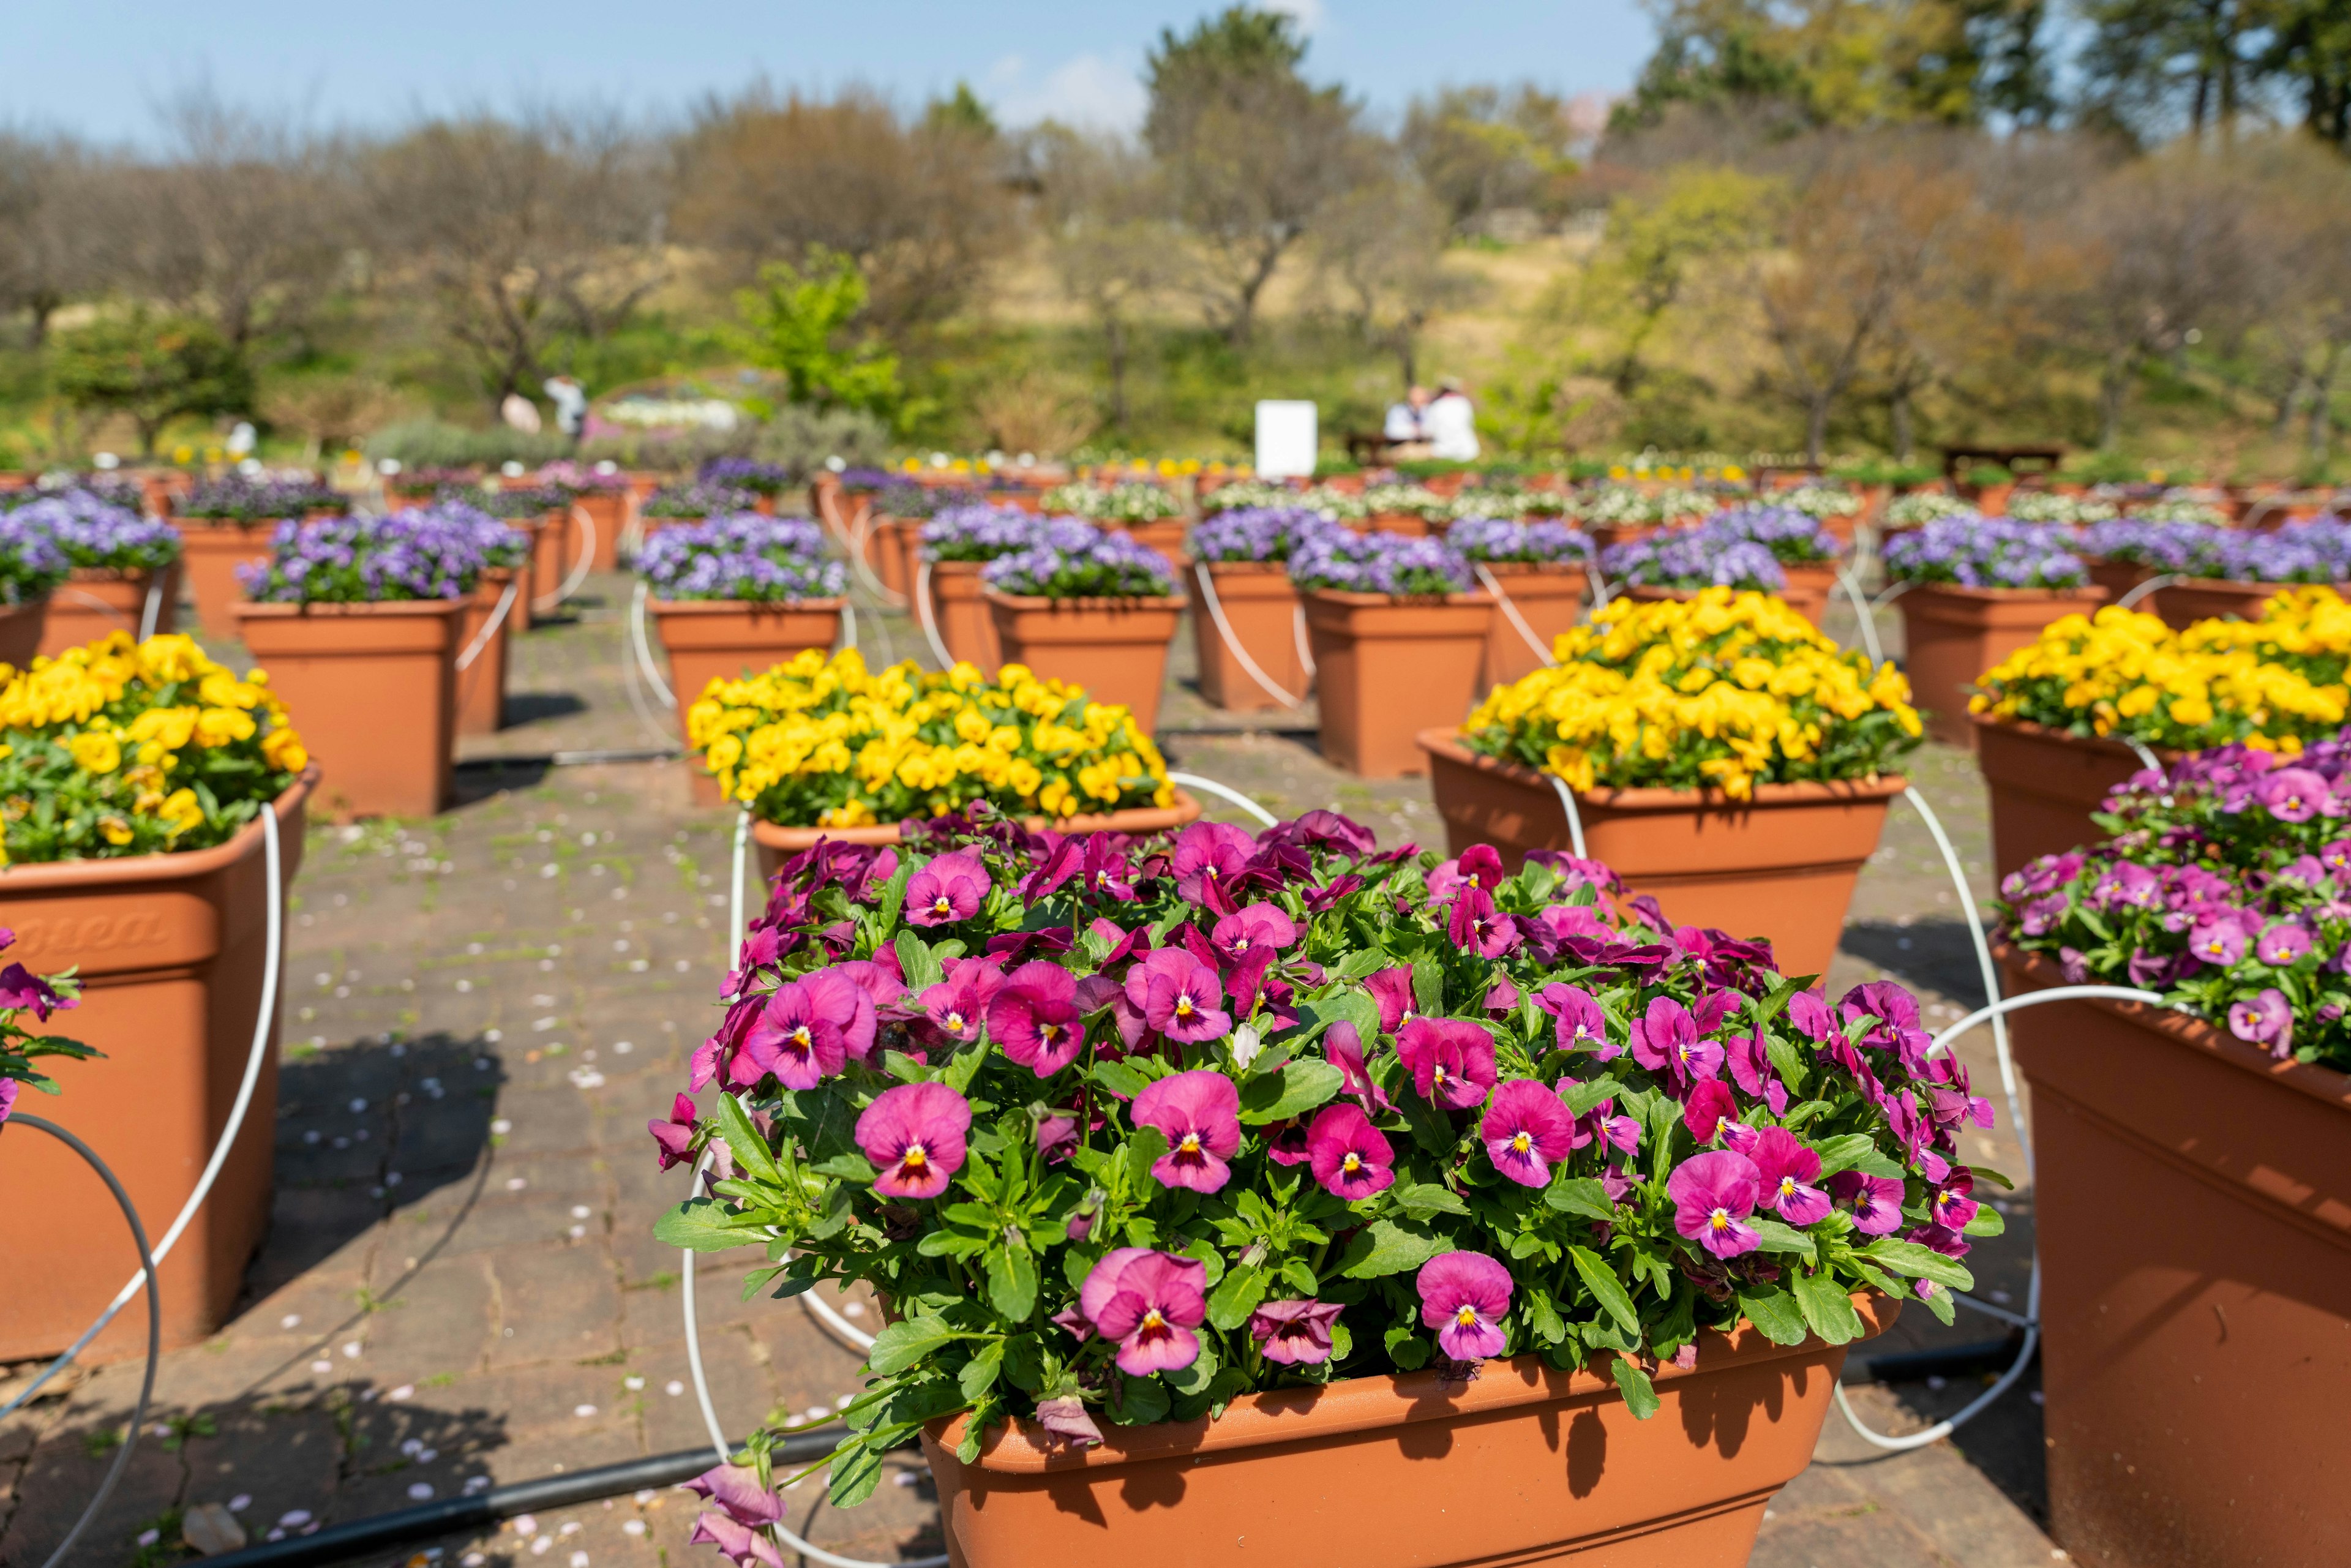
1305,1101 -> 1395,1201
1668,1149 -> 1762,1260
855,1082 -> 973,1199
1480,1079 -> 1580,1187
1248,1299 -> 1345,1365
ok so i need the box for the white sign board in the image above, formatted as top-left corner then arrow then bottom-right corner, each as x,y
1254,400 -> 1318,478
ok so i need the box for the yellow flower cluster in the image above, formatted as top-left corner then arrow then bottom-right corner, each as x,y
1462,587 -> 1921,800
686,648 -> 1173,827
1,632 -> 307,863
1970,588 -> 2351,750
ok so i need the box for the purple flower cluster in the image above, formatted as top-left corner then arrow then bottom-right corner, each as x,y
2075,517 -> 2210,570
0,511 -> 72,602
1446,516 -> 1595,565
467,484 -> 572,520
980,527 -> 1174,599
833,465 -> 894,491
6,492 -> 181,572
1601,528 -> 1787,591
1288,520 -> 1474,595
1882,514 -> 2087,589
638,514 -> 846,603
180,475 -> 346,525
1188,506 -> 1325,565
1703,505 -> 1845,565
237,505 -> 519,604
0,475 -> 144,514
696,457 -> 797,495
2000,727 -> 2351,1067
2181,520 -> 2351,584
920,506 -> 1088,563
643,482 -> 759,519
534,462 -> 628,495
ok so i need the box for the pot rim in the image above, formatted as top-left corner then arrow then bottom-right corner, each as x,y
751,787 -> 1203,848
231,596 -> 470,619
642,595 -> 850,615
980,589 -> 1188,611
931,1291 -> 1893,1475
2159,576 -> 2304,595
1998,942 -> 2351,1113
1967,713 -> 2182,760
1469,559 -> 1588,577
1891,581 -> 2109,603
1416,727 -> 1907,810
0,763 -> 317,890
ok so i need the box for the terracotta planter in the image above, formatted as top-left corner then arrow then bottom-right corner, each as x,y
1962,479 -> 2016,516
579,489 -> 626,571
1189,562 -> 1307,712
1303,590 -> 1494,777
923,1293 -> 1894,1568
530,507 -> 580,615
646,593 -> 846,738
984,591 -> 1183,734
2080,555 -> 2148,608
1779,561 -> 1843,626
1114,519 -> 1193,588
452,569 -> 519,738
923,560 -> 1003,672
234,599 -> 465,819
1998,945 -> 2351,1568
0,768 -> 315,1362
0,596 -> 47,666
1895,583 -> 2107,749
1475,561 -> 1586,691
174,519 -> 282,639
1365,511 -> 1437,538
36,567 -> 173,657
1972,716 -> 2175,883
1418,729 -> 1902,980
2154,577 -> 2293,630
864,515 -> 920,600
752,790 -> 1202,880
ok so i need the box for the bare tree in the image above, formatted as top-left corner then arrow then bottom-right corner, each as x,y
1032,127 -> 1182,430
364,108 -> 669,412
1314,180 -> 1480,389
2229,137 -> 2351,460
0,133 -> 120,346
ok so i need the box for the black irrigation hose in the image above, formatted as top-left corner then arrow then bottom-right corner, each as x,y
197,1430 -> 858,1568
1863,1333 -> 2033,1386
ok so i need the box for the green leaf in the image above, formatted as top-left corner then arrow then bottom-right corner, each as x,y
866,1316 -> 964,1375
985,1242 -> 1040,1322
1393,1182 -> 1471,1220
1206,1263 -> 1269,1332
1610,1356 -> 1659,1420
1524,1286 -> 1566,1347
943,1042 -> 987,1095
1411,958 -> 1444,1018
1560,1076 -> 1622,1117
1091,1060 -> 1149,1100
1863,1239 -> 1975,1292
1544,1177 -> 1615,1222
1383,1323 -> 1431,1371
958,1338 -> 1007,1401
1114,1375 -> 1171,1425
1811,1133 -> 1900,1180
1568,1244 -> 1638,1335
1299,990 -> 1382,1045
1337,1218 -> 1447,1279
1760,1029 -> 1810,1097
827,1437 -> 888,1509
713,1093 -> 780,1185
881,1050 -> 931,1085
1237,1060 -> 1344,1124
1791,1272 -> 1864,1346
895,931 -> 945,993
1918,1281 -> 1957,1325
1281,1256 -> 1319,1295
1165,1338 -> 1220,1397
1963,1205 -> 2006,1238
1735,1286 -> 1809,1346
810,1151 -> 877,1184
654,1198 -> 761,1253
1749,1218 -> 1818,1262
1121,1128 -> 1167,1195
1970,1166 -> 2017,1191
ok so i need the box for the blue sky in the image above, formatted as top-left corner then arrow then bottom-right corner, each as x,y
12,1 -> 1658,143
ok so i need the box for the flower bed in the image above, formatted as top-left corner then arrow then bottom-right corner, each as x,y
658,816 -> 1982,1565
1292,526 -> 1491,775
643,482 -> 760,523
1880,492 -> 1970,530
173,476 -> 350,637
1602,528 -> 1787,595
698,457 -> 797,499
1357,482 -> 1447,535
1884,515 -> 2101,746
2007,492 -> 2119,525
914,507 -> 1076,671
639,514 -> 845,603
1040,481 -> 1185,523
1186,508 -> 1320,711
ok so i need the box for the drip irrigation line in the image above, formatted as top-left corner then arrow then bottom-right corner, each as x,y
912,560 -> 955,670
1473,563 -> 1558,668
1291,605 -> 1316,680
1583,542 -> 1611,610
1164,771 -> 1280,828
140,575 -> 165,641
2115,574 -> 2177,611
11,1116 -> 160,1568
1548,774 -> 1588,860
1194,563 -> 1307,708
629,582 -> 678,709
1,806 -> 282,1418
456,579 -> 519,673
846,511 -> 907,608
549,507 -> 596,609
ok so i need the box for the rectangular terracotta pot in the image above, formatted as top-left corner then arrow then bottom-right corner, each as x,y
866,515 -> 919,601
1365,510 -> 1436,537
1189,561 -> 1307,712
580,489 -> 626,571
37,566 -> 177,657
234,598 -> 465,819
984,591 -> 1183,735
1302,590 -> 1494,777
2154,577 -> 2290,630
0,596 -> 45,666
1779,561 -> 1842,627
647,596 -> 847,744
924,560 -> 1003,672
1895,583 -> 2107,749
1116,519 -> 1192,590
922,1294 -> 1894,1568
1998,945 -> 2351,1568
173,519 -> 280,639
1417,729 -> 1902,980
1971,716 -> 2174,883
2081,555 -> 2148,609
0,768 -> 315,1362
452,569 -> 518,737
1476,561 -> 1586,691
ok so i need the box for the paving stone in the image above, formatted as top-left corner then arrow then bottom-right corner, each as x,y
485,1245 -> 626,1371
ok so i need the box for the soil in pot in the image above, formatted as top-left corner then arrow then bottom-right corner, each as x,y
2154,577 -> 2290,630
984,591 -> 1183,735
2000,946 -> 2351,1568
1971,715 -> 2173,882
1897,583 -> 2107,749
1190,562 -> 1307,711
1418,729 -> 1902,980
1475,562 -> 1586,691
921,1294 -> 1894,1568
0,768 -> 315,1362
0,596 -> 45,667
1303,590 -> 1494,777
234,599 -> 464,819
38,567 -> 177,658
174,519 -> 277,639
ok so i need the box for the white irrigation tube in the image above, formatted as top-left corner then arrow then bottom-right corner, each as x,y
139,574 -> 165,641
839,603 -> 859,652
550,506 -> 597,607
1474,563 -> 1557,668
1582,543 -> 1612,611
629,581 -> 678,709
1165,771 -> 1279,828
729,809 -> 752,946
1548,774 -> 1588,860
0,806 -> 281,1416
11,1115 -> 160,1568
2115,573 -> 2177,611
1292,605 -> 1317,680
1194,563 -> 1307,708
1896,786 -> 2012,1117
912,559 -> 955,670
456,578 -> 519,673
846,511 -> 907,607
1841,568 -> 1883,666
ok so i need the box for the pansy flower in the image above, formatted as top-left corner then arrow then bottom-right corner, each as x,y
1131,1069 -> 1243,1192
1080,1248 -> 1208,1375
1416,1251 -> 1512,1361
855,1082 -> 972,1199
986,960 -> 1086,1076
1827,1170 -> 1905,1234
1248,1299 -> 1344,1366
1306,1102 -> 1395,1200
649,1093 -> 698,1171
1395,1017 -> 1497,1109
1627,997 -> 1722,1092
1750,1128 -> 1832,1225
1481,1079 -> 1579,1187
906,849 -> 990,926
1668,1150 -> 1761,1259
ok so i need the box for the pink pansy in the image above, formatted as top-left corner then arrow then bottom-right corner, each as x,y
1681,1078 -> 1738,1142
1628,997 -> 1723,1090
1668,1149 -> 1761,1260
740,977 -> 849,1090
1033,1395 -> 1104,1447
1750,1128 -> 1832,1225
1322,1020 -> 1396,1113
1172,820 -> 1254,904
1080,1248 -> 1208,1375
0,962 -> 73,1022
1079,837 -> 1139,901
1725,1026 -> 1788,1115
689,1512 -> 783,1568
682,1461 -> 782,1526
1926,1166 -> 1979,1232
649,1093 -> 698,1171
1305,1101 -> 1395,1201
986,960 -> 1086,1076
1395,1017 -> 1498,1110
1427,845 -> 1505,902
1480,1079 -> 1580,1188
1249,1299 -> 1344,1365
1416,1251 -> 1513,1361
2255,922 -> 2313,967
906,849 -> 991,926
1141,951 -> 1231,1042
0,1078 -> 17,1128
1365,965 -> 1416,1033
855,1082 -> 973,1199
1827,1171 -> 1905,1234
2255,767 -> 2334,823
1535,982 -> 1611,1057
1447,887 -> 1519,958
1131,1069 -> 1243,1193
1210,903 -> 1297,965
920,957 -> 1005,1045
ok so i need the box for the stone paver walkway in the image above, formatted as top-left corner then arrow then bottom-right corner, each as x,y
1,568 -> 2063,1568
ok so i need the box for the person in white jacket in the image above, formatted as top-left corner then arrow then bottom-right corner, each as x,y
1423,378 -> 1479,462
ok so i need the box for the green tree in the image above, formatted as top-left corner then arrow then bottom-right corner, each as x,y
924,82 -> 999,138
1401,85 -> 1583,234
2075,0 -> 2271,142
1586,165 -> 1777,396
732,248 -> 907,424
2260,0 -> 2351,146
49,309 -> 251,456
